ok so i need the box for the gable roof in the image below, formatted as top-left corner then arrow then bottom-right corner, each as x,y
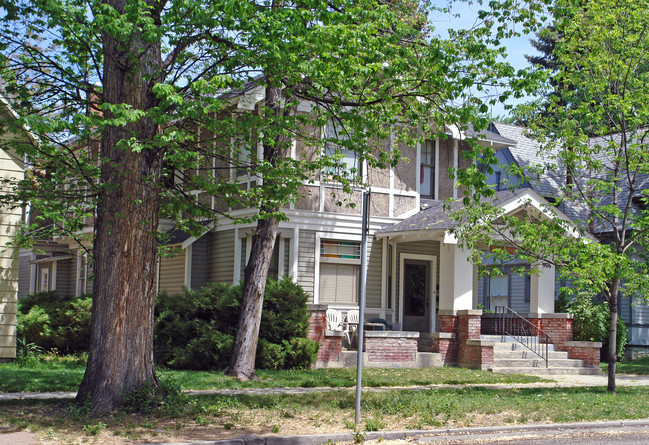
376,188 -> 577,239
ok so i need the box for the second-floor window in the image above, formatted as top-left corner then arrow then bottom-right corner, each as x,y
420,140 -> 436,198
323,121 -> 361,182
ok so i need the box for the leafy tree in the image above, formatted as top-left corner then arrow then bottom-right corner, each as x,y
0,0 -> 546,412
454,0 -> 649,394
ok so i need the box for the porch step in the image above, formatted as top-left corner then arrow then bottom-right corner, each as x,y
483,334 -> 603,377
492,358 -> 587,368
489,366 -> 603,376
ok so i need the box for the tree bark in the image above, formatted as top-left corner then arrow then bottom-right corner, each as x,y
76,0 -> 163,415
606,275 -> 620,394
225,217 -> 279,379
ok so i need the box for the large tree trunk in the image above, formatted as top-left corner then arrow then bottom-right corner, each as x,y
225,217 -> 279,379
76,0 -> 163,415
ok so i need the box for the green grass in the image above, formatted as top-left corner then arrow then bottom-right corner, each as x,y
0,354 -> 542,393
2,386 -> 649,442
601,355 -> 649,375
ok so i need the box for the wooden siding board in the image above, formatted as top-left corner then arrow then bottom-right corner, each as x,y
191,236 -> 209,290
297,230 -> 315,299
208,230 -> 235,283
158,250 -> 186,295
366,239 -> 382,309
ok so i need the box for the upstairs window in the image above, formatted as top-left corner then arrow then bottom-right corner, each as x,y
420,140 -> 436,198
323,121 -> 361,182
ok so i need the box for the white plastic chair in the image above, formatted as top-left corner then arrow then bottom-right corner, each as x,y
344,309 -> 360,346
326,309 -> 342,331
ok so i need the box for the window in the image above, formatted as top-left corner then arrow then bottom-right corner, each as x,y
233,136 -> 256,179
41,267 -> 50,292
420,140 -> 436,198
319,240 -> 361,304
323,122 -> 361,181
483,266 -> 531,311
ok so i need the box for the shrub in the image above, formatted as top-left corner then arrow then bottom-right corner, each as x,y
154,277 -> 319,371
17,292 -> 92,353
566,295 -> 626,360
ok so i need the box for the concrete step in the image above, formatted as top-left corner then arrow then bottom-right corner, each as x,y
489,366 -> 603,376
493,350 -> 568,360
491,342 -> 557,352
492,358 -> 587,368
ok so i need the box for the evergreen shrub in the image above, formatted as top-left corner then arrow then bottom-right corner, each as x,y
154,278 -> 319,370
17,291 -> 92,353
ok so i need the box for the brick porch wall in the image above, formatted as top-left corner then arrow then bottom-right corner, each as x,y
308,304 -> 343,364
363,332 -> 419,364
457,310 -> 492,369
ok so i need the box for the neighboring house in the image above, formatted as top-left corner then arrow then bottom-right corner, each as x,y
486,121 -> 649,358
0,92 -> 28,359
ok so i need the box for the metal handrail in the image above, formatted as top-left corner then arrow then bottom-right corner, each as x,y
494,306 -> 551,368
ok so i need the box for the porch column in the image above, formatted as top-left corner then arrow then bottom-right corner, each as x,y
530,262 -> 556,314
438,239 -> 473,312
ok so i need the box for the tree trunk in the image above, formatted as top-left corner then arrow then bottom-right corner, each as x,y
225,217 -> 279,379
607,278 -> 620,394
225,78 -> 288,380
608,306 -> 618,394
76,0 -> 163,415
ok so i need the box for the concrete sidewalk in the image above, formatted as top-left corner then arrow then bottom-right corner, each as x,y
1,373 -> 649,402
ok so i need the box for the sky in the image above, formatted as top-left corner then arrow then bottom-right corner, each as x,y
429,1 -> 542,118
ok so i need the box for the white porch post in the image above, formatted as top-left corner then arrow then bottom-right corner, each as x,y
438,238 -> 473,312
530,262 -> 556,314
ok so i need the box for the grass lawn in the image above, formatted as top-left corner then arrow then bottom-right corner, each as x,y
2,386 -> 649,444
601,356 -> 649,375
0,354 -> 543,393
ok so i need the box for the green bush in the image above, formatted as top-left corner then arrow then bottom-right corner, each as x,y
565,295 -> 626,360
154,277 -> 319,371
17,292 -> 92,353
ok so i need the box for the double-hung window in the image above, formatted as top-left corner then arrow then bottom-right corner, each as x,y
323,121 -> 361,182
420,140 -> 436,198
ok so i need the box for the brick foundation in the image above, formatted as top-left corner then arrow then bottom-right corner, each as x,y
562,341 -> 602,366
363,332 -> 419,365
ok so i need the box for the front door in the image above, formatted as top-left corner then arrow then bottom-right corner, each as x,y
402,260 -> 430,332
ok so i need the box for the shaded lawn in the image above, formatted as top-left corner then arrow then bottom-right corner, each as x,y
602,356 -> 649,375
2,386 -> 649,443
0,355 -> 542,393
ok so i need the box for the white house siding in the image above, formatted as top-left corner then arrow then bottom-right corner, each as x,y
297,230 -> 316,299
0,148 -> 24,359
208,229 -> 235,283
190,236 -> 209,290
158,249 -> 186,295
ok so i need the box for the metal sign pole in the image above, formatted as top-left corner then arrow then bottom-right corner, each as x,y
355,189 -> 370,425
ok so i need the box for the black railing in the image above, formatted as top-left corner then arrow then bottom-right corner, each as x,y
494,306 -> 550,368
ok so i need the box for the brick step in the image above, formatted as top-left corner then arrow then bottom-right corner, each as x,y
489,366 -> 603,376
493,350 -> 569,360
492,358 -> 586,368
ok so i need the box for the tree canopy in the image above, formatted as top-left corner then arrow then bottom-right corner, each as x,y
0,0 -> 548,412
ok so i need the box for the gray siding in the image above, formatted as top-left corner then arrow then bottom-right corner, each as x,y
55,259 -> 74,297
18,253 -> 31,299
191,236 -> 209,290
509,271 -> 529,313
283,238 -> 290,277
240,237 -> 247,276
208,229 -> 235,283
158,250 -> 185,295
297,230 -> 316,299
366,239 -> 382,309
